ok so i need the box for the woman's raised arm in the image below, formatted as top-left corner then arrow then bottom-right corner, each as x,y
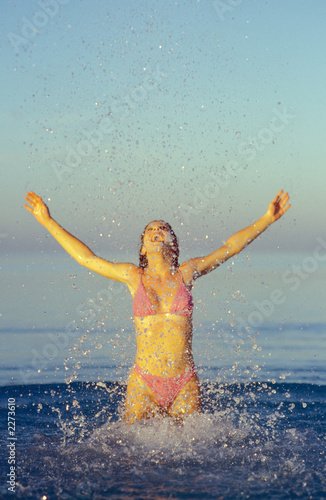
182,190 -> 291,280
24,192 -> 136,283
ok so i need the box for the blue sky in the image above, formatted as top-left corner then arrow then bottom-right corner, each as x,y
1,0 -> 326,257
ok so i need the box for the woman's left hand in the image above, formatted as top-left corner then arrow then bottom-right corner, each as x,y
266,190 -> 291,223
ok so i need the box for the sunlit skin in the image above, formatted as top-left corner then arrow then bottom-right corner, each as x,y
24,190 -> 291,423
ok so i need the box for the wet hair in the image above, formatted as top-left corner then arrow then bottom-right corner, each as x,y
138,220 -> 179,269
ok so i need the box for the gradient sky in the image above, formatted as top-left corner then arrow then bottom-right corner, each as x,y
1,0 -> 326,257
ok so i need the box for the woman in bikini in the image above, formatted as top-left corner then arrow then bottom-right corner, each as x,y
24,189 -> 290,423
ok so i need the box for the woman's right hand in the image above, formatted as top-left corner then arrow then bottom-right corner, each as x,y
24,192 -> 51,226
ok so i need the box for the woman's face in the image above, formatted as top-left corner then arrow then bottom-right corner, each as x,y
142,221 -> 172,247
141,222 -> 175,258
139,220 -> 179,268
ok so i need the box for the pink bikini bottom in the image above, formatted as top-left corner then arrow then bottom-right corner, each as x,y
133,363 -> 196,409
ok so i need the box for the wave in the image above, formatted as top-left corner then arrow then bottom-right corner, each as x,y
1,380 -> 325,499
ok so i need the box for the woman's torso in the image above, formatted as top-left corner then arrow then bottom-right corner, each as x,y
128,267 -> 195,376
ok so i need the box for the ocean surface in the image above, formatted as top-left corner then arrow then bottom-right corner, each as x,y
1,378 -> 326,499
1,254 -> 326,498
1,322 -> 326,499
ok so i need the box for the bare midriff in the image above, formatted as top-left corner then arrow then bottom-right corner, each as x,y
134,314 -> 194,377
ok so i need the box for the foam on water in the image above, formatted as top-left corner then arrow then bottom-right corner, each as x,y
2,381 -> 324,499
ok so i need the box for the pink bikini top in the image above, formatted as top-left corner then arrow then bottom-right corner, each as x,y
133,270 -> 194,317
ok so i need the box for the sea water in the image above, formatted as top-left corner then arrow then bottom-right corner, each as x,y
1,255 -> 326,498
0,377 -> 325,499
1,322 -> 326,499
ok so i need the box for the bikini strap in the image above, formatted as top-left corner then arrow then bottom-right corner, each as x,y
178,268 -> 189,287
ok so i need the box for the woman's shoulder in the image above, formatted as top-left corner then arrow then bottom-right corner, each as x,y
178,262 -> 195,287
123,263 -> 143,293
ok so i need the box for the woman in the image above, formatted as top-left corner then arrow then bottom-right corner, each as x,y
25,190 -> 290,423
